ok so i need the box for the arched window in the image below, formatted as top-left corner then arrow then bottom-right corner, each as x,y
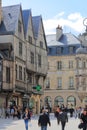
44,96 -> 52,108
83,96 -> 87,106
67,96 -> 76,107
54,96 -> 64,106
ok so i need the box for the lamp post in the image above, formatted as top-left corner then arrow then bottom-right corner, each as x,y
83,18 -> 87,32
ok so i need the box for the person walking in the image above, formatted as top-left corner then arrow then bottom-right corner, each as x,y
38,109 -> 51,130
78,108 -> 87,130
22,108 -> 31,130
58,108 -> 68,130
54,106 -> 60,124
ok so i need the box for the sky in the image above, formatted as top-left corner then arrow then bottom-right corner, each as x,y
2,0 -> 87,36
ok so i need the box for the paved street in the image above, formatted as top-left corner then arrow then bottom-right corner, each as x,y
0,114 -> 80,130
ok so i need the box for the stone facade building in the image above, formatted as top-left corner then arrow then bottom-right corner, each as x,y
0,1 -> 48,114
42,25 -> 87,111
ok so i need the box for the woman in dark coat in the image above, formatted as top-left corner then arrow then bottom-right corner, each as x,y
79,108 -> 87,130
58,108 -> 68,130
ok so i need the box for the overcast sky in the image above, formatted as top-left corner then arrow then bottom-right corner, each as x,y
2,0 -> 87,35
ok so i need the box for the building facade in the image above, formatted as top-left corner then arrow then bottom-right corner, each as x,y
0,2 -> 48,114
42,25 -> 87,111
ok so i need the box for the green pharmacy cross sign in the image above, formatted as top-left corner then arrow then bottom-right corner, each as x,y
33,85 -> 42,91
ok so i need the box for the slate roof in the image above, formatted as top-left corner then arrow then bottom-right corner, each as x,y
47,33 -> 81,56
32,15 -> 47,49
46,33 -> 80,47
22,9 -> 31,36
0,4 -> 21,34
32,16 -> 41,38
59,33 -> 80,45
46,34 -> 64,46
0,4 -> 47,50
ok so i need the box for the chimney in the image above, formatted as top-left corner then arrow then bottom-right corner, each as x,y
0,0 -> 2,24
56,25 -> 63,41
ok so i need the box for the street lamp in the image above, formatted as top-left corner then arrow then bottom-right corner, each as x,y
83,18 -> 87,32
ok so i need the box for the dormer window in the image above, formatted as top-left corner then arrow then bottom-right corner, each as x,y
69,46 -> 74,54
56,47 -> 63,54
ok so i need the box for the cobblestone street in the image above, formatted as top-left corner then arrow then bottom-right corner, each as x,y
0,114 -> 80,130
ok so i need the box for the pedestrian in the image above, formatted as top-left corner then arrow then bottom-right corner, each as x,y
54,106 -> 60,124
58,108 -> 68,130
22,108 -> 31,130
5,106 -> 10,119
38,109 -> 51,130
78,108 -> 87,130
10,106 -> 15,117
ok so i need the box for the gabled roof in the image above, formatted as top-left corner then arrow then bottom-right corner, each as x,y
0,4 -> 21,34
32,16 -> 47,49
32,16 -> 41,38
22,9 -> 31,36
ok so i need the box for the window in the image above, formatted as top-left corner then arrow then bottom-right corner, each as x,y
45,96 -> 51,107
83,61 -> 86,68
56,47 -> 63,54
76,60 -> 79,68
69,61 -> 73,69
28,36 -> 32,44
18,20 -> 22,33
78,61 -> 82,68
76,77 -> 79,89
19,42 -> 22,56
6,67 -> 10,83
58,77 -> 62,89
69,77 -> 74,88
46,78 -> 50,89
19,66 -> 22,80
35,76 -> 39,84
27,73 -> 32,83
38,54 -> 41,67
67,96 -> 76,107
54,96 -> 64,106
30,52 -> 34,64
69,46 -> 74,54
76,59 -> 82,68
83,96 -> 87,104
24,68 -> 26,81
40,41 -> 43,48
15,64 -> 17,79
81,77 -> 86,85
57,61 -> 62,70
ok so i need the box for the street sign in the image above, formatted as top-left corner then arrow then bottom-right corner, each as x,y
33,85 -> 42,91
